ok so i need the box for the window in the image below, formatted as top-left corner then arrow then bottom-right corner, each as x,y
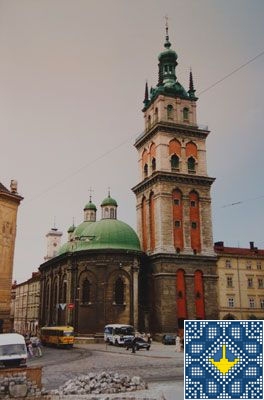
171,154 -> 179,170
257,262 -> 262,270
82,279 -> 91,303
188,157 -> 196,173
246,261 -> 252,270
190,201 -> 196,207
191,222 -> 197,229
114,277 -> 125,305
226,277 -> 233,288
249,298 -> 255,308
225,260 -> 232,269
175,221 -> 181,228
144,164 -> 148,178
247,278 -> 253,288
147,115 -> 151,129
260,299 -> 264,309
228,297 -> 234,308
167,104 -> 173,120
174,198 -> 180,206
151,158 -> 156,172
183,107 -> 189,121
258,278 -> 264,288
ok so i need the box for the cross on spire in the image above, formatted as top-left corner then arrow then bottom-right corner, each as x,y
88,187 -> 93,202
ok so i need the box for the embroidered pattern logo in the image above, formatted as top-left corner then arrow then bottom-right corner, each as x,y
184,321 -> 263,399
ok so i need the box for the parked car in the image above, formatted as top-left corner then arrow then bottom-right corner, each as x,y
124,337 -> 151,351
0,333 -> 27,367
162,334 -> 176,345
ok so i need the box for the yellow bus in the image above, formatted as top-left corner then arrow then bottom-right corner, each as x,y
40,326 -> 74,348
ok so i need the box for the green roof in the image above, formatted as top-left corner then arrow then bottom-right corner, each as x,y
101,196 -> 118,207
84,200 -> 97,211
58,219 -> 141,255
73,221 -> 93,238
67,225 -> 75,233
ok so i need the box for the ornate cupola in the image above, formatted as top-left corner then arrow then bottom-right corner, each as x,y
101,191 -> 118,220
84,197 -> 97,222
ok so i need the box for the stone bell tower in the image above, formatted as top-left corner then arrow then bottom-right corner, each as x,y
132,23 -> 218,333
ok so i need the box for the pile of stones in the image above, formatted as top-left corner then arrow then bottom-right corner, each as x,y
51,372 -> 148,396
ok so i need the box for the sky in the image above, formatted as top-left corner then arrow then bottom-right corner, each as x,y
0,0 -> 264,284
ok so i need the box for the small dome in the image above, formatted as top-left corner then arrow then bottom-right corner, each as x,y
67,225 -> 75,233
84,200 -> 97,211
101,195 -> 118,207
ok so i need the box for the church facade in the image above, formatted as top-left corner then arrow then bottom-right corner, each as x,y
39,27 -> 218,334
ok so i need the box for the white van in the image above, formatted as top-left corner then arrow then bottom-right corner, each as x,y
0,333 -> 27,367
104,324 -> 134,346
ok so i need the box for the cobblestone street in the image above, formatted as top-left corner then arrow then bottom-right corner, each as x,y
27,341 -> 184,399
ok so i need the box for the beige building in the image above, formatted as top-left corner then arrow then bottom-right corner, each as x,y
0,180 -> 23,333
13,272 -> 40,334
215,241 -> 264,320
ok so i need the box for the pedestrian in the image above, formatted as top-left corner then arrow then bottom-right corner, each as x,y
146,333 -> 152,344
131,336 -> 137,353
27,341 -> 34,357
175,333 -> 182,352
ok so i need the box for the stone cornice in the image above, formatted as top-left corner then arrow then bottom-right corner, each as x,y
0,191 -> 23,204
134,121 -> 209,149
132,171 -> 215,195
147,252 -> 218,263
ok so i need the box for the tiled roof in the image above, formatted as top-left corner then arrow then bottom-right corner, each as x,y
0,182 -> 10,193
214,244 -> 264,256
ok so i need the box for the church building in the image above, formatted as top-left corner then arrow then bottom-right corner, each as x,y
39,25 -> 219,334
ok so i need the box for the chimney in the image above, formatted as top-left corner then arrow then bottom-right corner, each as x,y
250,241 -> 254,250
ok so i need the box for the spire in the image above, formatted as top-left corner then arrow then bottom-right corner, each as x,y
143,81 -> 149,106
188,68 -> 198,100
164,15 -> 171,49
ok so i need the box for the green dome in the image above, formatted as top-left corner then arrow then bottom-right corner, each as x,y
84,200 -> 97,211
74,221 -> 93,238
76,219 -> 140,252
67,225 -> 75,233
101,196 -> 118,207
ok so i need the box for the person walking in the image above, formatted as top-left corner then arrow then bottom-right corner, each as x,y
175,333 -> 182,352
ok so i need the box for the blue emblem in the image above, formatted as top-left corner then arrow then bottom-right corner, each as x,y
184,320 -> 263,399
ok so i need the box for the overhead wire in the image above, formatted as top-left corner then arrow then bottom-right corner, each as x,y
24,48 -> 264,205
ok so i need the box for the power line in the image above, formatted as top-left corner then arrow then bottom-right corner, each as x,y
221,195 -> 264,209
26,47 -> 264,204
198,49 -> 264,96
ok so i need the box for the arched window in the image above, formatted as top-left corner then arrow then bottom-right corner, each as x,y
167,104 -> 173,120
62,281 -> 67,303
152,158 -> 156,172
110,208 -> 115,219
144,163 -> 148,178
114,277 -> 124,305
171,154 -> 179,170
188,157 -> 196,173
183,107 -> 189,121
82,278 -> 91,303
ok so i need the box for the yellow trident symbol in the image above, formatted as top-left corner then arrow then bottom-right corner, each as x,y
209,345 -> 239,374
